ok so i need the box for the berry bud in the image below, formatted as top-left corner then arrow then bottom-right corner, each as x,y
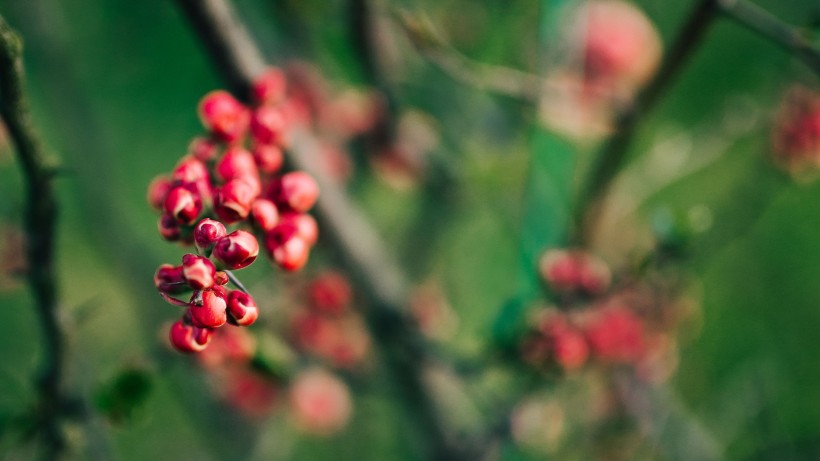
158,214 -> 182,241
289,368 -> 352,435
251,199 -> 280,232
147,175 -> 172,210
215,146 -> 258,182
194,218 -> 227,255
250,106 -> 288,146
583,304 -> 645,364
172,156 -> 210,184
252,67 -> 287,105
189,136 -> 220,162
164,185 -> 203,225
213,230 -> 259,270
280,212 -> 318,246
267,171 -> 319,213
199,90 -> 250,143
189,288 -> 228,328
154,264 -> 187,294
169,320 -> 212,353
181,254 -> 217,290
213,179 -> 257,223
307,271 -> 352,314
252,144 -> 284,174
227,290 -> 259,326
265,223 -> 309,271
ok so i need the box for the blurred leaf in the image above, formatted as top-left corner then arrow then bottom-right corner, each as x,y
95,367 -> 153,425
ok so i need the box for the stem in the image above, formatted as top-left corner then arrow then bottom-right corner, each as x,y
718,0 -> 820,75
174,1 -> 467,459
0,15 -> 67,461
225,270 -> 249,294
574,0 -> 719,246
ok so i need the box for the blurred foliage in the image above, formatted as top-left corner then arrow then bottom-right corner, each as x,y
0,0 -> 818,460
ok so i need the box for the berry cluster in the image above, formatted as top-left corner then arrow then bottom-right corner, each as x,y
290,271 -> 371,369
771,85 -> 820,175
148,67 -> 320,353
522,248 -> 688,378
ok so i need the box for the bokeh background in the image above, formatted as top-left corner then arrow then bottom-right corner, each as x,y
0,0 -> 819,460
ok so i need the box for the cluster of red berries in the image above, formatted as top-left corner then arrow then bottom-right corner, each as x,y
522,249 -> 647,372
771,85 -> 820,175
148,67 -> 320,353
290,271 -> 371,369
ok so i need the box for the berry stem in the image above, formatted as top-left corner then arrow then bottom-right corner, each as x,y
573,0 -> 720,246
225,270 -> 249,294
0,14 -> 68,461
717,0 -> 820,75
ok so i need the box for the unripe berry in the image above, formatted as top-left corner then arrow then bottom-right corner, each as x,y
252,67 -> 287,105
250,199 -> 280,232
289,368 -> 352,436
164,185 -> 203,225
267,171 -> 319,213
147,175 -> 172,210
189,136 -> 220,162
250,105 -> 288,146
194,218 -> 227,255
189,288 -> 228,328
169,320 -> 212,353
215,146 -> 258,183
181,253 -> 217,290
265,223 -> 310,271
276,212 -> 318,246
158,214 -> 182,241
199,90 -> 250,143
307,271 -> 352,314
154,264 -> 187,294
213,230 -> 259,270
213,179 -> 257,223
227,290 -> 259,326
252,143 -> 284,174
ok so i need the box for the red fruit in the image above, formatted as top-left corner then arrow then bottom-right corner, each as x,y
252,144 -> 284,174
194,218 -> 228,255
267,171 -> 319,213
213,230 -> 259,270
215,146 -> 258,182
252,67 -> 287,105
227,290 -> 259,326
147,175 -> 172,210
199,90 -> 250,143
169,320 -> 212,353
189,288 -> 228,328
279,212 -> 318,246
289,368 -> 352,435
164,185 -> 203,225
250,199 -> 280,232
250,106 -> 288,146
584,304 -> 645,364
172,156 -> 210,184
154,264 -> 187,294
308,271 -> 352,314
158,213 -> 182,241
189,136 -> 220,162
181,253 -> 217,290
265,223 -> 309,271
213,179 -> 257,223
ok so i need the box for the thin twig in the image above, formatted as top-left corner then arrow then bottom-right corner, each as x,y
718,0 -> 820,75
174,1 -> 468,459
0,15 -> 67,461
574,0 -> 720,246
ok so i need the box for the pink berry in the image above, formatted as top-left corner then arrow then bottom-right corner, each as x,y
252,143 -> 284,174
154,264 -> 187,294
227,290 -> 259,326
189,288 -> 228,328
215,146 -> 258,183
181,253 -> 217,290
163,185 -> 203,225
267,171 -> 319,213
265,223 -> 310,271
193,218 -> 228,255
198,90 -> 250,143
250,198 -> 280,232
147,175 -> 172,210
252,67 -> 287,106
169,320 -> 212,353
250,105 -> 288,146
289,368 -> 352,435
213,230 -> 259,270
213,179 -> 257,223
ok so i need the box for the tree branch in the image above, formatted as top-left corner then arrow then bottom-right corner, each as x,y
717,0 -> 820,75
174,1 -> 467,459
574,0 -> 720,246
0,15 -> 67,461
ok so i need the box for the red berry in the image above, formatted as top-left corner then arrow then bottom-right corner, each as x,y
252,143 -> 284,174
252,67 -> 287,106
227,290 -> 259,326
154,264 -> 187,294
181,253 -> 217,290
213,179 -> 257,223
164,185 -> 203,225
213,230 -> 259,270
251,199 -> 280,232
215,146 -> 258,183
189,288 -> 228,328
199,90 -> 250,143
194,218 -> 227,255
147,175 -> 172,210
169,320 -> 212,353
250,105 -> 288,146
268,171 -> 319,213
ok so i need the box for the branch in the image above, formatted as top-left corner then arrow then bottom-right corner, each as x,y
718,0 -> 820,75
0,15 -> 68,461
574,0 -> 720,246
174,1 -> 468,459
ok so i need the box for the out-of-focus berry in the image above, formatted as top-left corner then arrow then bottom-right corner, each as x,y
169,320 -> 212,353
289,368 -> 352,435
199,90 -> 250,143
253,67 -> 287,106
227,290 -> 259,326
267,171 -> 319,213
307,271 -> 352,314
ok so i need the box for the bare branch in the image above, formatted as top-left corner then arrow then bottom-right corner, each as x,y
0,14 -> 67,461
